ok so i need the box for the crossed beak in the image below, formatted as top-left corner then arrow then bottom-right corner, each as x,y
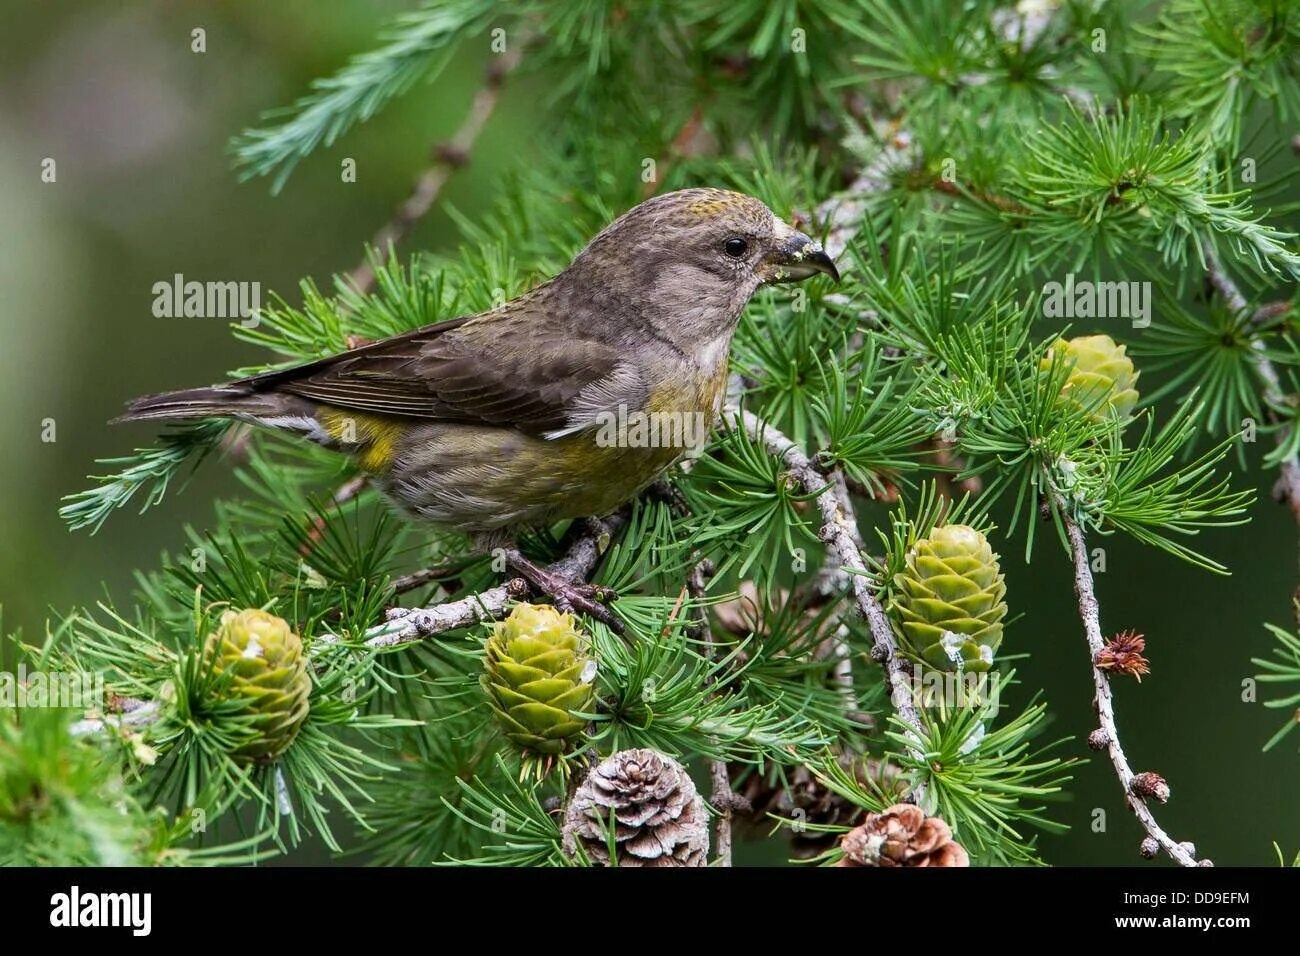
758,220 -> 840,284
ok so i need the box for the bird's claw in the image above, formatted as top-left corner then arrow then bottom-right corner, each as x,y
550,582 -> 623,633
645,478 -> 691,518
502,550 -> 623,633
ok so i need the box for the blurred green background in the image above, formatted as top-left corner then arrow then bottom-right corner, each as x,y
0,0 -> 1295,865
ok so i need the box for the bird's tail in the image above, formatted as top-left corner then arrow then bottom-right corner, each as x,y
113,385 -> 300,425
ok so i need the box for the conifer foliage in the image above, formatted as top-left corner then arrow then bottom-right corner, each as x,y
5,0 -> 1299,867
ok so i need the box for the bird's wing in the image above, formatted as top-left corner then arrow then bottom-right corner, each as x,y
237,311 -> 646,437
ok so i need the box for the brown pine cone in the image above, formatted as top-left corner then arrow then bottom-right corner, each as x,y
711,580 -> 769,637
837,803 -> 969,867
735,758 -> 907,858
562,749 -> 709,867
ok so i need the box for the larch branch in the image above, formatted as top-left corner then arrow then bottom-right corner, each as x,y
348,42 -> 525,294
1202,240 -> 1300,524
332,513 -> 625,649
1058,498 -> 1205,867
733,408 -> 926,802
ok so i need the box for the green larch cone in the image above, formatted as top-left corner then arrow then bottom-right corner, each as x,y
1040,334 -> 1140,421
891,524 -> 1008,673
203,609 -> 312,763
481,603 -> 595,756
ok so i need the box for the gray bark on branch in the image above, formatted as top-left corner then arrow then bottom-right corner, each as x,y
333,513 -> 626,649
1202,240 -> 1300,524
70,698 -> 160,738
1057,498 -> 1205,867
732,408 -> 927,802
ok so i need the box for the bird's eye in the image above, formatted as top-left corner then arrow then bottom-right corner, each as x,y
723,236 -> 748,259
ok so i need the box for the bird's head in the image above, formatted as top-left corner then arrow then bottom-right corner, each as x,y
563,188 -> 839,345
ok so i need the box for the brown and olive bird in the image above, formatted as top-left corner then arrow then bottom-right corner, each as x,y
117,188 -> 839,624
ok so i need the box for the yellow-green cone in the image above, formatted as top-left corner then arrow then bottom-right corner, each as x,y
482,603 -> 595,755
891,525 -> 1007,673
203,609 -> 312,763
1040,334 -> 1140,421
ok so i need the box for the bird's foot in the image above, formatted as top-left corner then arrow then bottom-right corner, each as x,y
503,550 -> 623,633
553,582 -> 620,631
645,478 -> 691,517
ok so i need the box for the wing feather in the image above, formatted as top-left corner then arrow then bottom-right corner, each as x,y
233,307 -> 644,437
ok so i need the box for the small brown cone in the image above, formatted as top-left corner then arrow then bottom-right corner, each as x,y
1095,630 -> 1150,682
562,749 -> 708,867
837,803 -> 969,867
1130,771 -> 1170,803
734,757 -> 907,858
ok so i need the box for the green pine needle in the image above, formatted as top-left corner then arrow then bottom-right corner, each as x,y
60,419 -> 233,534
229,0 -> 500,193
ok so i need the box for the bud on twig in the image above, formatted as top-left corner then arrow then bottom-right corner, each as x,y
1139,836 -> 1159,859
1095,630 -> 1151,682
1130,771 -> 1170,803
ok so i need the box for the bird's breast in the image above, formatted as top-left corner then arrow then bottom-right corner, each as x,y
379,344 -> 734,532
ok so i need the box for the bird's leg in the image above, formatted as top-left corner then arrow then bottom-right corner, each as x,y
645,477 -> 691,517
500,547 -> 623,634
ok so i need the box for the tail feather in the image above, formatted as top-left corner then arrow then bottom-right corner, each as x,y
113,386 -> 289,424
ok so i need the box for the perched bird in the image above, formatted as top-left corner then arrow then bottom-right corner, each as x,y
117,188 -> 839,623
